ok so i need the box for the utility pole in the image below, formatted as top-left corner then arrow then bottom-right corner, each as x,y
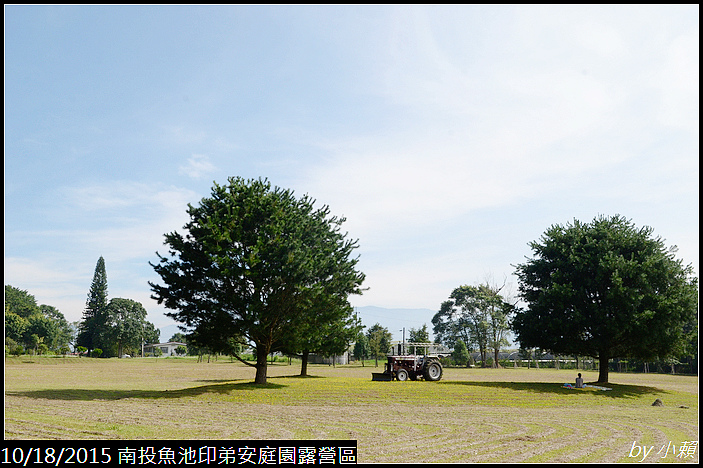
400,327 -> 405,356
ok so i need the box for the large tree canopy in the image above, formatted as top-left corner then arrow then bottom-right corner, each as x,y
149,177 -> 365,384
513,214 -> 698,383
101,298 -> 159,358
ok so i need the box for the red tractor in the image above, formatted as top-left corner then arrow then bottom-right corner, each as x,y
372,354 -> 443,382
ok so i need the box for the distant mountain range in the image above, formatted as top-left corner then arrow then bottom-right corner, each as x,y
156,306 -> 438,344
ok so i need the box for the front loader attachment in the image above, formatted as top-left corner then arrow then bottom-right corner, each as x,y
371,372 -> 393,381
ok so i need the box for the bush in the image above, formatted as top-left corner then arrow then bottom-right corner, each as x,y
451,339 -> 469,367
91,348 -> 103,358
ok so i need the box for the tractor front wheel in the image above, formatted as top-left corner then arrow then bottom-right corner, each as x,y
396,368 -> 409,381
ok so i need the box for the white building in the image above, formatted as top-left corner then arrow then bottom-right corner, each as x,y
143,342 -> 187,357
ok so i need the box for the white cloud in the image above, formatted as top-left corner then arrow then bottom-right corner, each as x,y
5,182 -> 200,322
302,5 -> 696,238
178,154 -> 217,179
61,181 -> 196,257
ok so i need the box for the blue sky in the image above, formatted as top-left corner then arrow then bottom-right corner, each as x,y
5,5 -> 699,341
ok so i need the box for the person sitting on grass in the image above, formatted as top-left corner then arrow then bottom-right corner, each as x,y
575,373 -> 584,388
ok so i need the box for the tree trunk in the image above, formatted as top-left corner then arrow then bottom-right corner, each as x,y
255,346 -> 269,384
300,350 -> 309,377
597,355 -> 609,383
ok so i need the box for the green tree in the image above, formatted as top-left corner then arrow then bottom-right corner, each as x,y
4,285 -> 40,318
434,284 -> 512,367
142,322 -> 161,349
284,298 -> 363,376
26,334 -> 42,354
5,310 -> 29,344
518,347 -> 534,369
366,323 -> 392,367
150,177 -> 365,384
39,305 -> 73,351
486,287 -> 514,368
169,332 -> 187,343
408,324 -> 430,354
353,332 -> 369,366
452,339 -> 470,367
10,342 -> 24,356
513,215 -> 699,383
5,286 -> 36,347
101,298 -> 157,358
4,286 -> 72,352
432,298 -> 473,354
24,314 -> 57,352
77,257 -> 109,354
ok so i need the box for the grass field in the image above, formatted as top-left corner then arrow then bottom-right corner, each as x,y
4,356 -> 698,463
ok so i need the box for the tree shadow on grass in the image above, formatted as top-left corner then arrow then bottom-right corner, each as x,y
269,374 -> 324,379
196,374 -> 323,384
6,380 -> 287,402
440,381 -> 669,399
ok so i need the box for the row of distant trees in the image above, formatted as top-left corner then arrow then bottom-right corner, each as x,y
5,257 -> 160,358
5,285 -> 74,356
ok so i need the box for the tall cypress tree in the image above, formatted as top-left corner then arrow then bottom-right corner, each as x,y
77,256 -> 108,353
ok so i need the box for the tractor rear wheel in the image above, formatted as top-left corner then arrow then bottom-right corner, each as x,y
423,361 -> 443,381
396,368 -> 409,381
